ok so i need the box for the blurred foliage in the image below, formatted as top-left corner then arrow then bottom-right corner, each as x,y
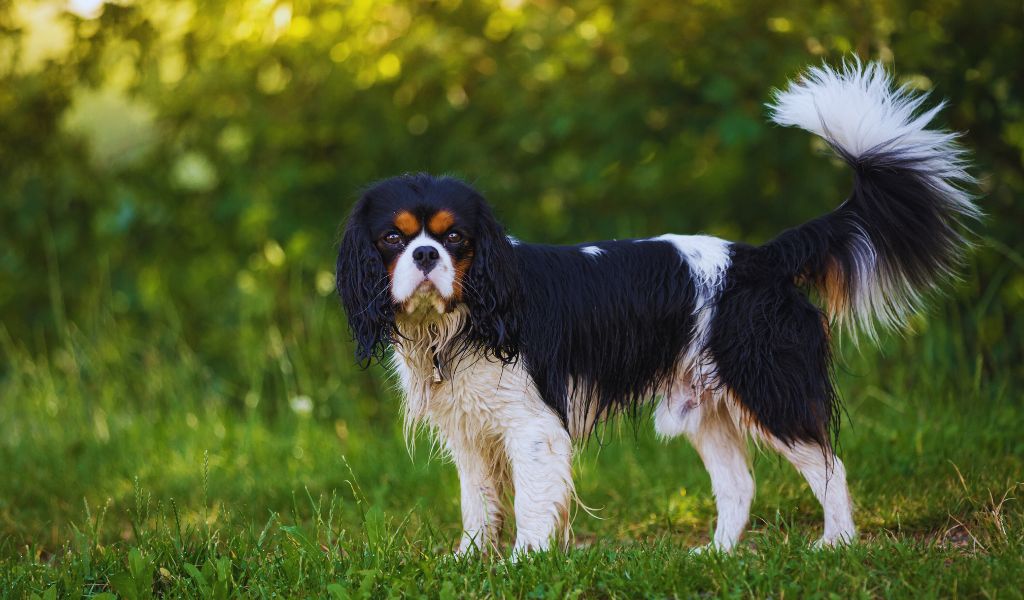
1,0 -> 1021,389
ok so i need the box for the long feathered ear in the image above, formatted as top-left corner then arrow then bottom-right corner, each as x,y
463,199 -> 521,363
336,201 -> 393,366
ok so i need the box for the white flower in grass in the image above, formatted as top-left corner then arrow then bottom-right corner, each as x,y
290,395 -> 313,416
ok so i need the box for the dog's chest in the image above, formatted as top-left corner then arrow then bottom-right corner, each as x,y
393,350 -> 533,433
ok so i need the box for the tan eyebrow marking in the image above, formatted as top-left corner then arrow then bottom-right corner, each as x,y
428,210 -> 455,235
394,210 -> 420,236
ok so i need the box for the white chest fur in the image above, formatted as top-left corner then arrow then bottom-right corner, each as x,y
389,304 -> 575,554
391,306 -> 544,442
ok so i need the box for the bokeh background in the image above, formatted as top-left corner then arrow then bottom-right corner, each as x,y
1,0 -> 1023,575
4,0 -> 1022,367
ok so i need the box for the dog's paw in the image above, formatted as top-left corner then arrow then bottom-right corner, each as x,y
689,542 -> 730,555
506,544 -> 535,564
690,539 -> 745,555
812,533 -> 856,549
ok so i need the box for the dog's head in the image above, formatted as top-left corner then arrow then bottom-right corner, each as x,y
336,174 -> 520,365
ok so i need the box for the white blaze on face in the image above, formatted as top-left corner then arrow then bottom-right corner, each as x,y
391,232 -> 456,307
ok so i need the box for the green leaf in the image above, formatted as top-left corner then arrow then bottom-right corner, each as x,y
439,581 -> 457,600
327,583 -> 352,600
364,505 -> 386,549
108,571 -> 139,600
183,563 -> 210,595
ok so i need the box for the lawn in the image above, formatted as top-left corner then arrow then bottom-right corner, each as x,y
2,0 -> 1022,597
1,260 -> 1021,599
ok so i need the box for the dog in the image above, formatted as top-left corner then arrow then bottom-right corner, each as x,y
335,61 -> 977,555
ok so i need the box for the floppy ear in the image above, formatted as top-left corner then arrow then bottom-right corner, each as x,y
463,198 -> 521,363
336,201 -> 394,366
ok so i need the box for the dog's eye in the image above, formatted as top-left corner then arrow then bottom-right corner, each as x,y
446,231 -> 464,244
383,232 -> 402,245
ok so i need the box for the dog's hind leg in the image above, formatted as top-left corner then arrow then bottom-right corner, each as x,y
766,436 -> 856,546
690,405 -> 755,550
657,392 -> 754,551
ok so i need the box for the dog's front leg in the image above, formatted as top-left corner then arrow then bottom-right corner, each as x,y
447,434 -> 505,555
504,408 -> 574,556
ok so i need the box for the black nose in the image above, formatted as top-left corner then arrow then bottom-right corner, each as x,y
411,245 -> 440,273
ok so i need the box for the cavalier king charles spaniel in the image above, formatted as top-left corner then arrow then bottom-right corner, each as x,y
336,61 -> 977,555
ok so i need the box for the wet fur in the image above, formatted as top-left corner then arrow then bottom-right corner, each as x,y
335,60 -> 977,553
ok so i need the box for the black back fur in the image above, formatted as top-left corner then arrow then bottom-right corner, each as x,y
513,241 -> 698,426
709,244 -> 839,447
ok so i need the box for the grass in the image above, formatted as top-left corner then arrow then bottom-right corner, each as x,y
0,268 -> 1022,598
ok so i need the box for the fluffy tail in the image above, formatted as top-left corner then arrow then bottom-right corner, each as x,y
765,59 -> 979,336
